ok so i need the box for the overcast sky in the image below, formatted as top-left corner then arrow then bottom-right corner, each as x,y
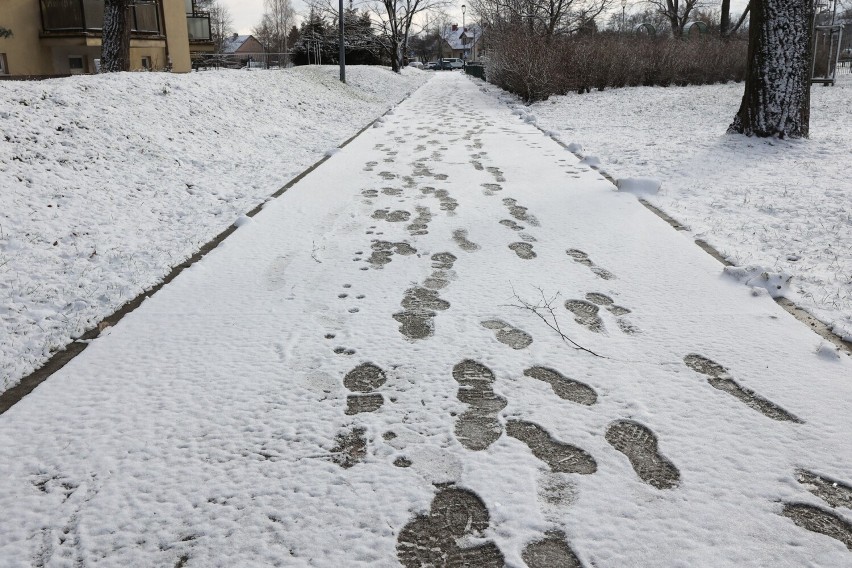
221,0 -> 469,34
220,0 -> 749,35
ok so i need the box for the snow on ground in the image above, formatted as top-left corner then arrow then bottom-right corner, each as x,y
0,72 -> 850,567
486,76 -> 852,342
0,66 -> 429,395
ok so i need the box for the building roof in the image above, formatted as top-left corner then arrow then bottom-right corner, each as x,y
444,25 -> 482,51
221,35 -> 251,54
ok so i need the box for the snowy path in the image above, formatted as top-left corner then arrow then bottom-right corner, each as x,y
1,72 -> 850,567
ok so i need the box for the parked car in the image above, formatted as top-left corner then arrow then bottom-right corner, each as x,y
439,58 -> 464,69
408,61 -> 424,69
425,62 -> 439,70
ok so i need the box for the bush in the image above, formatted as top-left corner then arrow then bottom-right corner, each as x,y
486,30 -> 748,101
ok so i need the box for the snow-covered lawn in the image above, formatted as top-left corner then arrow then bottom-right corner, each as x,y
504,76 -> 852,343
0,66 -> 429,395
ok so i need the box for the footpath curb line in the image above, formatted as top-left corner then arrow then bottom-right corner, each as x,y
475,75 -> 852,358
0,82 -> 427,416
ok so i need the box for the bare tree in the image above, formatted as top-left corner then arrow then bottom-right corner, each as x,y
728,0 -> 813,137
198,0 -> 235,52
101,0 -> 132,72
469,0 -> 612,36
372,0 -> 451,71
721,0 -> 751,37
263,0 -> 297,55
645,0 -> 705,36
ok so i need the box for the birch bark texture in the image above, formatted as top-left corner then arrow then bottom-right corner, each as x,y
729,0 -> 815,138
101,0 -> 132,73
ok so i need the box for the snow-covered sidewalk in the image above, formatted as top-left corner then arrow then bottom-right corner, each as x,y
1,72 -> 850,567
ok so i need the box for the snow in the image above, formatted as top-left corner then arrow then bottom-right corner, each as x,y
616,177 -> 662,195
0,72 -> 850,567
0,66 -> 428,395
496,77 -> 852,343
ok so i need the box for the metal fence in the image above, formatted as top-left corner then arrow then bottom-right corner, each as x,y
191,52 -> 293,70
464,63 -> 486,80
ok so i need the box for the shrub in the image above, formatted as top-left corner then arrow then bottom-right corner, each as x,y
485,30 -> 748,102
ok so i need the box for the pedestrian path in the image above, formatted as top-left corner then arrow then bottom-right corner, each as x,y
0,72 -> 850,567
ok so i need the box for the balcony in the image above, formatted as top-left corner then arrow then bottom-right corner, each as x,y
186,13 -> 211,42
40,0 -> 163,35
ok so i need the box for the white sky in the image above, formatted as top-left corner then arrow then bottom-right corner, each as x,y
221,0 -> 749,35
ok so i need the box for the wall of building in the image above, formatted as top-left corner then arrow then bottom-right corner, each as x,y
0,0 -> 191,76
1,0 -> 57,76
235,37 -> 266,55
163,0 -> 191,72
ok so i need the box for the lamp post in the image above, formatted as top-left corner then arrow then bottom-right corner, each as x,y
461,4 -> 466,63
339,0 -> 345,82
621,0 -> 627,32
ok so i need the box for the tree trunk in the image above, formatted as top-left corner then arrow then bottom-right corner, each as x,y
729,0 -> 814,138
720,0 -> 731,37
391,38 -> 402,72
101,0 -> 132,72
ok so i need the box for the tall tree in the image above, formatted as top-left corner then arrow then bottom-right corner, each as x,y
101,0 -> 132,72
197,0 -> 235,52
645,0 -> 704,36
721,0 -> 751,37
263,0 -> 297,54
469,0 -> 611,36
729,0 -> 814,137
373,0 -> 450,72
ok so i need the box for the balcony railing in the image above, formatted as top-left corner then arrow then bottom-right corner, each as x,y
40,0 -> 163,35
186,13 -> 211,42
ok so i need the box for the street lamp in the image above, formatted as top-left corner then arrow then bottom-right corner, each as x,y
621,0 -> 627,32
461,4 -> 466,62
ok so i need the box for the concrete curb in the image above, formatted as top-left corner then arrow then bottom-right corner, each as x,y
0,83 -> 426,416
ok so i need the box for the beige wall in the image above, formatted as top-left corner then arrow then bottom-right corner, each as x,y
0,0 -> 191,76
2,0 -> 56,76
163,0 -> 191,72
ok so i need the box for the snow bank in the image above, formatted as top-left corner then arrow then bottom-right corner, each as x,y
0,66 -> 429,395
616,177 -> 662,195
723,265 -> 793,298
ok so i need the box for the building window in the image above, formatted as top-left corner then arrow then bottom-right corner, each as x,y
68,56 -> 86,75
0,53 -> 8,75
141,56 -> 152,70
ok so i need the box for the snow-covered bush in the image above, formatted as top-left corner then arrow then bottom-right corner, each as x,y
485,31 -> 748,101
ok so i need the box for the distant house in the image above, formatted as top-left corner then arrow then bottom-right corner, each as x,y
0,0 -> 212,78
443,24 -> 483,61
221,34 -> 265,64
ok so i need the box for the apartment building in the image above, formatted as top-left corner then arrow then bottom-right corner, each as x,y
0,0 -> 213,77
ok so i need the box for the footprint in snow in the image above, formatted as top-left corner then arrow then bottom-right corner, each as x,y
506,419 -> 596,474
397,487 -> 504,567
343,362 -> 386,415
522,532 -> 585,568
566,249 -> 616,280
795,469 -> 852,509
509,242 -> 536,259
453,229 -> 480,252
585,292 -> 640,334
481,319 -> 533,349
781,503 -> 852,550
605,420 -> 680,490
523,367 -> 597,405
683,354 -> 801,423
565,299 -> 605,333
452,360 -> 507,451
